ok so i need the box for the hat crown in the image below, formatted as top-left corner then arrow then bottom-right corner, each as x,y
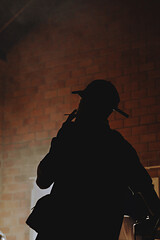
82,79 -> 120,108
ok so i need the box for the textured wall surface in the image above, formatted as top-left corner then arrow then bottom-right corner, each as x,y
0,0 -> 160,239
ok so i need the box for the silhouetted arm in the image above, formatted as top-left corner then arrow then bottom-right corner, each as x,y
125,141 -> 160,215
36,137 -> 57,189
36,110 -> 77,189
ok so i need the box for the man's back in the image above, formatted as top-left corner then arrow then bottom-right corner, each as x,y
48,120 -> 129,239
35,80 -> 160,240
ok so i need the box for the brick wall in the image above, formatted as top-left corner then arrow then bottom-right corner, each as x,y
0,0 -> 160,239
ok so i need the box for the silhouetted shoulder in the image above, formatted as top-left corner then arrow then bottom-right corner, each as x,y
110,129 -> 125,140
110,129 -> 138,156
110,129 -> 128,146
56,121 -> 75,139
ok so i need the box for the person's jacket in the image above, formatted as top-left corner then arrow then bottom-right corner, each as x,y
36,119 -> 158,239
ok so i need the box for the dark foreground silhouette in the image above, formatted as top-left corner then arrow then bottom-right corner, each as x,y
33,80 -> 160,240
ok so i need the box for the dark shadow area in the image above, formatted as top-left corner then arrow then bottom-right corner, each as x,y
27,80 -> 160,240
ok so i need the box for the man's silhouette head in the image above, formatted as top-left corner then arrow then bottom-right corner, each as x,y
72,79 -> 129,121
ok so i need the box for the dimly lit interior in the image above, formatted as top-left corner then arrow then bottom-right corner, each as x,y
0,0 -> 160,239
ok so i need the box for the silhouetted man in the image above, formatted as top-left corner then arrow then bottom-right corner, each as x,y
36,80 -> 160,240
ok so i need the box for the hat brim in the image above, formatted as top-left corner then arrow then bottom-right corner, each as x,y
113,108 -> 129,118
72,91 -> 129,118
72,90 -> 84,97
